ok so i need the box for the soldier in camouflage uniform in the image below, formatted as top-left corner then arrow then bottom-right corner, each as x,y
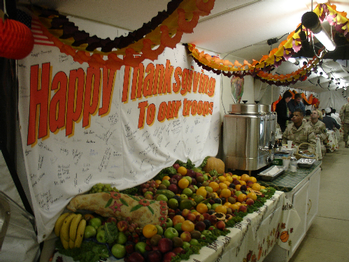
340,97 -> 349,148
307,109 -> 328,156
283,108 -> 316,150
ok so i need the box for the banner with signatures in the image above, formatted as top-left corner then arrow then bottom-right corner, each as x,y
17,40 -> 221,241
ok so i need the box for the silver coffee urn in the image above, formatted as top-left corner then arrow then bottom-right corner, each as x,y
222,103 -> 276,171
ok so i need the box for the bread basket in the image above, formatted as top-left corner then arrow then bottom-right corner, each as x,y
294,142 -> 317,160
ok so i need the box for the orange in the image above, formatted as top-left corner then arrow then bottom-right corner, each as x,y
196,203 -> 208,214
178,178 -> 189,189
218,176 -> 226,182
226,176 -> 233,183
261,186 -> 266,190
162,176 -> 170,181
155,180 -> 162,186
209,182 -> 219,192
192,211 -> 200,217
247,192 -> 257,201
224,181 -> 231,186
220,188 -> 231,198
224,202 -> 232,208
213,192 -> 219,198
252,183 -> 261,191
181,220 -> 195,232
215,205 -> 227,214
240,174 -> 250,181
235,202 -> 242,207
248,176 -> 257,183
172,215 -> 185,225
230,203 -> 240,211
196,187 -> 207,198
237,193 -> 247,202
219,182 -> 228,189
142,224 -> 158,238
240,180 -> 246,186
235,185 -> 242,191
177,166 -> 187,176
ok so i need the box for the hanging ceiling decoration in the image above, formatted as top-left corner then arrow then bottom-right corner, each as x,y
187,3 -> 349,86
32,0 -> 215,69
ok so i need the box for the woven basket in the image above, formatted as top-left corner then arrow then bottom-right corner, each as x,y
294,142 -> 317,160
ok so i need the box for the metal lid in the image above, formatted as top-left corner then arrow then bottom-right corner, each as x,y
258,104 -> 271,114
230,103 -> 259,114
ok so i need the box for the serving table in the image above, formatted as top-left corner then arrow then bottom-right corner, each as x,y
261,161 -> 321,262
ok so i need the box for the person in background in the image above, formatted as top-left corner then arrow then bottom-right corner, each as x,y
275,90 -> 293,132
283,108 -> 316,150
340,97 -> 349,148
305,110 -> 312,122
330,108 -> 341,125
307,109 -> 328,157
288,93 -> 306,116
321,109 -> 326,118
322,107 -> 341,131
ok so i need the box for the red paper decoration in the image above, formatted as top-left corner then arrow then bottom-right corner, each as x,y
0,18 -> 34,60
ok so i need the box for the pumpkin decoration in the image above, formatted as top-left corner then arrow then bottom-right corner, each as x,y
280,230 -> 289,243
203,157 -> 225,174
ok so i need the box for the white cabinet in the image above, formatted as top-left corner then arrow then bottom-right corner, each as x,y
264,165 -> 321,262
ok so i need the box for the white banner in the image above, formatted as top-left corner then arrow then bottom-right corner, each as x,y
17,37 -> 221,241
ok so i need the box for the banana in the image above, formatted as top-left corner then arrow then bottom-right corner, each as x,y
54,212 -> 71,236
61,237 -> 69,250
60,213 -> 76,248
69,239 -> 75,249
69,213 -> 82,241
74,218 -> 86,248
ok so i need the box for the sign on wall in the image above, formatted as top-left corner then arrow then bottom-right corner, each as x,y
17,41 -> 221,241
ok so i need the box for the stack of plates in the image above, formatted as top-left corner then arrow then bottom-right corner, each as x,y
297,158 -> 316,168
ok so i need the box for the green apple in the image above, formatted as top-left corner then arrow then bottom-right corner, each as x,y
193,195 -> 204,203
206,203 -> 212,210
203,174 -> 209,181
235,191 -> 242,197
180,194 -> 188,201
84,225 -> 97,238
182,188 -> 193,197
164,227 -> 179,239
166,218 -> 173,228
156,194 -> 168,202
174,223 -> 182,232
111,243 -> 126,258
117,231 -> 127,245
182,241 -> 190,250
205,186 -> 213,193
135,241 -> 147,254
193,185 -> 198,190
155,225 -> 164,235
168,198 -> 179,209
89,217 -> 102,229
211,203 -> 222,210
161,180 -> 170,187
190,238 -> 200,246
96,230 -> 107,243
184,176 -> 192,184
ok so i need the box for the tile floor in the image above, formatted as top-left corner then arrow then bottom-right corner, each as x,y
288,142 -> 349,262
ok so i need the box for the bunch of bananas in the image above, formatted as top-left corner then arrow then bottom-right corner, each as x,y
54,212 -> 86,249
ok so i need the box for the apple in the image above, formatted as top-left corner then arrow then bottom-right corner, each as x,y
158,237 -> 173,253
195,221 -> 206,231
180,194 -> 188,201
96,230 -> 107,243
161,180 -> 170,187
246,198 -> 254,206
165,218 -> 173,228
235,190 -> 242,197
84,225 -> 97,238
135,241 -> 147,254
196,214 -> 205,222
180,231 -> 191,242
173,163 -> 180,169
169,177 -> 178,185
164,227 -> 179,239
216,220 -> 226,230
233,179 -> 241,185
89,217 -> 102,229
182,209 -> 191,218
239,205 -> 248,213
190,238 -> 200,246
172,174 -> 182,182
172,215 -> 185,225
167,198 -> 179,209
168,184 -> 179,194
191,178 -> 197,185
111,243 -> 126,258
127,252 -> 145,262
186,169 -> 196,177
156,194 -> 168,202
203,174 -> 209,181
163,251 -> 176,262
183,176 -> 192,184
182,241 -> 190,250
172,247 -> 186,255
155,225 -> 164,235
117,220 -> 128,232
147,250 -> 162,262
211,203 -> 222,210
174,222 -> 182,232
186,212 -> 196,222
116,231 -> 127,244
205,186 -> 213,193
182,188 -> 193,197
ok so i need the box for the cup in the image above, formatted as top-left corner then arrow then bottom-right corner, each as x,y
287,140 -> 292,149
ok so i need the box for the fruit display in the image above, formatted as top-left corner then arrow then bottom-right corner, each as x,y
54,159 -> 276,262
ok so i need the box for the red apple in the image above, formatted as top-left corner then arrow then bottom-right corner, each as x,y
246,198 -> 254,206
146,250 -> 162,262
127,252 -> 144,262
233,179 -> 241,185
195,221 -> 206,232
173,163 -> 180,169
246,181 -> 254,187
196,214 -> 205,222
158,237 -> 173,253
186,213 -> 196,222
163,252 -> 176,262
239,205 -> 248,213
172,174 -> 182,182
216,220 -> 225,230
172,247 -> 186,255
180,231 -> 192,242
203,213 -> 211,220
168,184 -> 178,194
